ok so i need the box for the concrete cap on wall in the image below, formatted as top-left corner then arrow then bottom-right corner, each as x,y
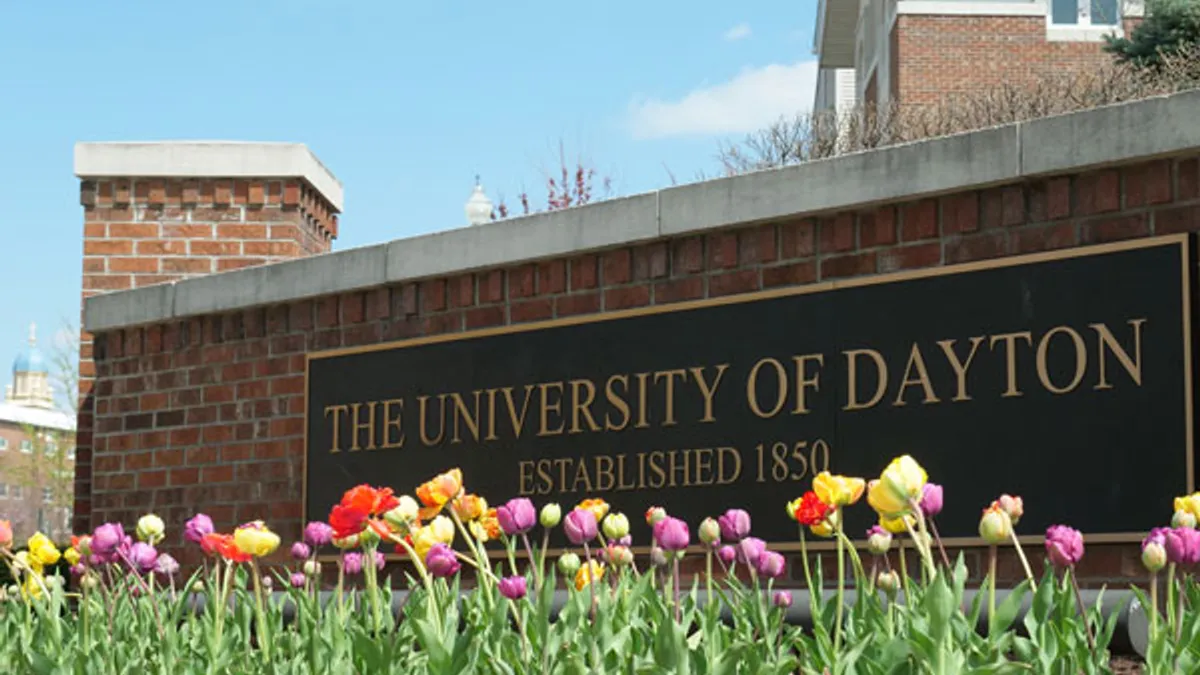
73,141 -> 344,212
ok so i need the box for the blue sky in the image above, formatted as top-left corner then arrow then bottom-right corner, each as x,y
0,1 -> 818,404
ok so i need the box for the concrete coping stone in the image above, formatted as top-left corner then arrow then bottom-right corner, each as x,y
74,141 -> 344,212
82,90 -> 1200,333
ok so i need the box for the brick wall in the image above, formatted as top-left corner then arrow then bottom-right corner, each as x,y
892,15 -> 1135,107
80,154 -> 1200,580
74,178 -> 339,533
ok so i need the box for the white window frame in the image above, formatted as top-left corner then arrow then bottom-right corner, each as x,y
1047,0 -> 1123,41
19,440 -> 32,454
0,438 -> 6,451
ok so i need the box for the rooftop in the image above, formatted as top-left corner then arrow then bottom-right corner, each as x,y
0,402 -> 75,432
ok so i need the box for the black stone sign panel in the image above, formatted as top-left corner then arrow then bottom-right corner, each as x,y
305,235 -> 1195,550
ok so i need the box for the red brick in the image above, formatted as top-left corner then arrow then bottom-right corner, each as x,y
878,243 -> 941,273
672,237 -> 704,274
189,240 -> 242,256
605,285 -> 651,310
1156,204 -> 1200,234
170,468 -> 200,486
449,274 -> 475,308
602,249 -> 633,284
216,257 -> 267,272
901,200 -> 939,241
137,239 -> 189,256
1046,178 -> 1072,220
1076,170 -> 1121,216
821,252 -> 876,279
860,208 -> 898,247
708,269 -> 760,297
1081,214 -> 1149,244
556,293 -> 601,316
538,260 -> 567,294
466,305 -> 506,329
738,225 -> 777,265
109,222 -> 160,238
216,224 -> 268,239
422,279 -> 447,312
1179,158 -> 1199,201
654,277 -> 704,304
84,275 -> 133,291
162,258 -> 213,274
569,255 -> 599,290
139,470 -> 167,489
510,299 -> 554,323
244,241 -> 301,257
478,270 -> 505,303
762,262 -> 817,288
84,239 -> 133,256
818,214 -> 855,253
398,284 -> 418,316
1015,222 -> 1077,253
1124,160 -> 1173,207
780,217 -> 815,257
941,194 -> 978,234
707,232 -> 739,270
154,448 -> 185,468
1001,186 -> 1025,226
108,257 -> 160,273
944,232 -> 1010,264
508,265 -> 536,299
203,465 -> 235,483
633,243 -> 670,280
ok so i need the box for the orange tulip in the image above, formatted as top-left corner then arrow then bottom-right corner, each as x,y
416,469 -> 464,518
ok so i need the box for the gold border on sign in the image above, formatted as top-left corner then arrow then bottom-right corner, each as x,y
301,233 -> 1196,554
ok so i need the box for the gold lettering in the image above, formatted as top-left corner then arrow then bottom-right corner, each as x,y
348,401 -> 378,451
747,357 -> 789,418
647,451 -> 667,488
571,459 -> 593,493
893,344 -> 940,406
324,404 -> 348,453
1036,325 -> 1087,394
655,369 -> 688,426
937,337 -> 985,402
694,448 -> 715,485
449,391 -> 482,443
554,458 -> 572,492
637,451 -> 647,489
690,365 -> 728,423
484,388 -> 499,441
634,372 -> 651,428
569,379 -> 601,433
536,460 -> 554,495
417,394 -> 447,446
667,449 -> 692,487
594,455 -> 615,491
792,354 -> 824,414
537,382 -> 565,437
843,349 -> 888,411
501,385 -> 536,438
518,461 -> 535,496
989,332 -> 1033,398
604,375 -> 632,431
717,447 -> 742,484
1091,319 -> 1146,389
381,399 -> 405,449
616,454 -> 636,490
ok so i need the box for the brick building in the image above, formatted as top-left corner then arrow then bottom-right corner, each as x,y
813,0 -> 1144,111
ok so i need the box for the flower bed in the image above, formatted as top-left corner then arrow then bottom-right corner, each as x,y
0,455 -> 1190,673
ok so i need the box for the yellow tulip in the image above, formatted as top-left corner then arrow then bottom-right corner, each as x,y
27,533 -> 61,568
785,497 -> 804,522
879,514 -> 916,535
813,472 -> 865,507
451,494 -> 488,522
574,560 -> 605,590
868,456 -> 927,518
429,515 -> 455,544
1176,492 -> 1200,520
810,508 -> 842,538
233,521 -> 281,558
411,526 -> 440,560
63,547 -> 81,567
578,499 -> 610,523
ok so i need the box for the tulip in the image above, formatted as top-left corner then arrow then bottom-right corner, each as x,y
606,544 -> 633,567
1172,510 -> 1197,529
383,497 -> 420,530
564,508 -> 598,545
262,576 -> 274,591
813,472 -> 866,507
415,468 -> 463,512
717,545 -> 736,565
654,516 -> 690,551
877,569 -> 901,595
137,514 -> 166,544
75,535 -> 92,557
129,542 -> 158,573
429,515 -> 455,543
919,483 -> 944,518
1165,527 -> 1200,565
342,552 -> 364,575
155,553 -> 179,577
773,590 -> 793,608
451,494 -> 488,522
996,494 -> 1024,525
792,491 -> 833,527
979,505 -> 1011,544
426,543 -> 460,578
651,546 -> 669,567
1143,540 -> 1167,573
574,560 -> 604,591
497,498 -> 538,536
867,455 -> 927,518
27,533 -> 61,568
290,572 -> 307,588
303,521 -> 334,548
303,559 -> 322,577
0,520 -> 13,549
1044,525 -> 1084,568
499,575 -> 528,600
372,550 -> 386,571
645,506 -> 667,526
578,499 -> 610,523
880,514 -> 914,535
736,537 -> 766,566
698,518 -> 721,546
757,550 -> 786,579
234,521 -> 281,558
810,508 -> 841,538
332,533 -> 359,550
291,542 -> 311,561
70,563 -> 86,577
184,514 -> 214,545
63,547 -> 81,567
558,552 -> 581,576
717,509 -> 751,543
1175,492 -> 1200,521
91,522 -> 125,556
866,525 -> 893,555
411,527 -> 441,561
540,503 -> 562,528
602,513 -> 630,540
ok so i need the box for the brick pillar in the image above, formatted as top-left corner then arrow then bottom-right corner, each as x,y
72,142 -> 343,533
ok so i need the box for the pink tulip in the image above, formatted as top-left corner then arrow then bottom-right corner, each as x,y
497,498 -> 538,536
184,514 -> 214,545
773,590 -> 793,608
1044,525 -> 1084,568
736,537 -> 766,565
342,552 -> 364,575
426,543 -> 461,578
304,522 -> 333,548
498,575 -> 527,600
718,509 -> 752,543
919,484 -> 944,518
653,516 -> 691,551
757,550 -> 786,579
290,572 -> 306,588
291,542 -> 311,561
717,545 -> 737,565
563,508 -> 598,545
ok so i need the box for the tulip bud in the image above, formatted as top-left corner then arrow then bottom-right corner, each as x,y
6,585 -> 17,598
540,503 -> 562,528
261,576 -> 273,591
877,569 -> 901,595
332,533 -> 359,550
81,574 -> 100,591
136,514 -> 166,545
384,496 -> 420,529
979,506 -> 1012,545
866,526 -> 892,556
303,559 -> 322,577
1172,510 -> 1197,529
45,576 -> 63,590
645,506 -> 667,527
607,544 -> 633,567
558,552 -> 581,576
1143,541 -> 1167,573
602,513 -> 630,540
650,546 -> 668,567
698,518 -> 721,546
358,526 -> 381,546
996,494 -> 1024,526
192,580 -> 205,593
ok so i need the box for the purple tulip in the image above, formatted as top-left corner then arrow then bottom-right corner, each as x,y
184,514 -> 214,545
1044,525 -> 1084,568
497,498 -> 538,536
718,509 -> 752,543
128,542 -> 159,573
426,543 -> 461,578
342,552 -> 364,575
563,508 -> 598,545
498,575 -> 528,600
757,550 -> 786,579
920,484 -> 944,518
291,542 -> 311,561
290,572 -> 307,588
1165,527 -> 1200,565
304,522 -> 334,548
154,553 -> 179,577
773,590 -> 793,608
736,537 -> 766,566
373,551 -> 386,571
717,545 -> 737,565
654,516 -> 691,551
70,563 -> 86,577
91,523 -> 125,556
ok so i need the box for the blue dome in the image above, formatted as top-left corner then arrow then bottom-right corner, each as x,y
13,323 -> 48,374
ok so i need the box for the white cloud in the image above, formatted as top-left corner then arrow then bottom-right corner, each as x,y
723,23 -> 752,41
627,61 -> 819,140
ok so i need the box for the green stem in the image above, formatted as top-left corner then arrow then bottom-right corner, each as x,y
364,544 -> 383,636
799,527 -> 819,621
1167,563 -> 1177,637
987,545 -> 997,637
249,559 -> 272,662
705,548 -> 713,607
834,525 -> 846,659
1150,571 -> 1158,639
1007,525 -> 1035,583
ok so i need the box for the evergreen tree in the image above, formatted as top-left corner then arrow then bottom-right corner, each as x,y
1105,0 -> 1200,69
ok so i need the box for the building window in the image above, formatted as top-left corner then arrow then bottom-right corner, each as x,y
20,440 -> 32,453
42,487 -> 51,504
0,483 -> 7,498
11,486 -> 21,499
0,438 -> 6,451
1051,0 -> 1119,25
